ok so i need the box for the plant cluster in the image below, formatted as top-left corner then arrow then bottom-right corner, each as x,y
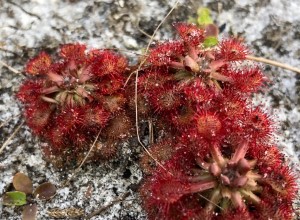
3,173 -> 56,219
17,44 -> 133,165
16,22 -> 297,219
138,22 -> 297,219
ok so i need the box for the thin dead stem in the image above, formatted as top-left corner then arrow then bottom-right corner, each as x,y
246,55 -> 300,74
136,19 -> 153,39
132,1 -> 180,173
106,47 -> 144,56
85,191 -> 130,219
124,64 -> 147,87
198,193 -> 224,211
0,121 -> 24,155
0,60 -> 22,75
124,0 -> 179,86
63,129 -> 102,186
133,69 -> 168,173
0,114 -> 20,129
144,2 -> 179,56
148,119 -> 154,145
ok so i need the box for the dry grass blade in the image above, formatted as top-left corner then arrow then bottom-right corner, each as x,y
148,119 -> 154,144
143,1 -> 180,56
106,47 -> 144,56
0,60 -> 22,75
198,193 -> 224,211
136,19 -> 153,39
246,55 -> 300,74
124,1 -> 179,86
132,0 -> 180,174
0,121 -> 24,155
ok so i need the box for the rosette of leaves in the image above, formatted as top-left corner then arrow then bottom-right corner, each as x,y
17,44 -> 133,165
136,22 -> 265,143
2,172 -> 56,220
139,140 -> 297,220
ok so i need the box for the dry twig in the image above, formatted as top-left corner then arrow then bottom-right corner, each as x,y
136,19 -> 153,39
246,55 -> 300,74
63,129 -> 102,186
85,191 -> 130,219
0,60 -> 22,75
0,121 -> 24,155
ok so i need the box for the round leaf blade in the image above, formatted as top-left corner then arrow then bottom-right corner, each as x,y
22,204 -> 38,220
33,182 -> 56,200
13,172 -> 33,194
